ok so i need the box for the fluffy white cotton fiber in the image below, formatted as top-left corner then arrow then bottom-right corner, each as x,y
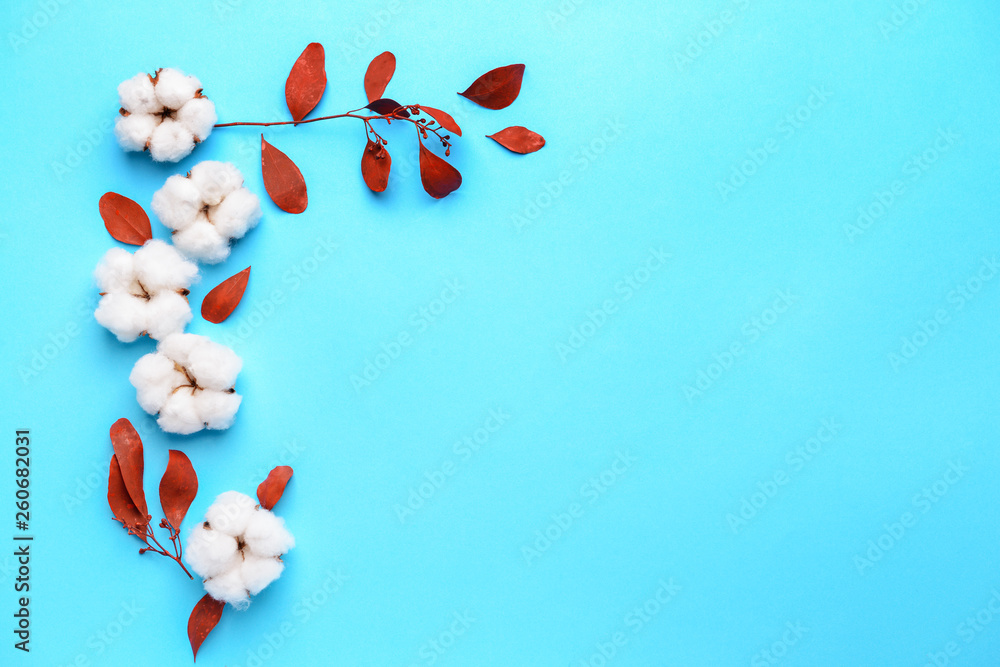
129,333 -> 242,435
152,161 -> 261,263
94,240 -> 198,342
114,68 -> 217,162
185,493 -> 294,609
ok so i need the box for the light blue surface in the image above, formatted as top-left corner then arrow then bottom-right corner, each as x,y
2,1 -> 1000,665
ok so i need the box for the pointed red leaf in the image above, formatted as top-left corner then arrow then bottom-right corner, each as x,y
458,64 -> 525,110
364,51 -> 396,103
188,594 -> 226,661
361,140 -> 391,193
487,126 -> 546,154
257,466 -> 293,510
261,136 -> 308,214
419,143 -> 462,199
201,267 -> 250,323
108,455 -> 148,533
365,98 -> 410,117
159,450 -> 198,532
285,43 -> 326,122
99,192 -> 152,246
110,418 -> 147,518
419,106 -> 462,137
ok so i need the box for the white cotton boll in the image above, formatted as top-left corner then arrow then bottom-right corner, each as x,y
177,97 -> 216,140
206,491 -> 257,536
152,175 -> 203,232
198,390 -> 242,430
133,239 -> 199,291
204,567 -> 250,609
94,247 -> 135,293
94,293 -> 148,342
118,73 -> 160,114
157,388 -> 203,435
185,524 -> 240,579
172,218 -> 229,263
243,510 -> 295,558
156,332 -> 200,368
149,119 -> 195,163
114,113 -> 158,152
154,68 -> 201,110
212,188 -> 262,240
190,161 -> 243,207
129,352 -> 186,414
143,292 -> 192,340
186,339 -> 242,390
241,556 -> 284,596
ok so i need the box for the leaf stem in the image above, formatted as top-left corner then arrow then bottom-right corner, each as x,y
214,106 -> 451,149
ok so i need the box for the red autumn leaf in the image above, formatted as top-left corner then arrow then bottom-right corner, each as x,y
364,51 -> 396,103
285,43 -> 326,122
99,192 -> 152,246
365,98 -> 410,117
110,418 -> 147,518
419,106 -> 462,137
261,136 -> 308,214
361,140 -> 391,193
108,455 -> 148,534
201,267 -> 250,324
257,466 -> 293,510
486,126 -> 546,154
419,143 -> 462,199
188,594 -> 225,661
158,450 -> 198,532
458,64 -> 525,110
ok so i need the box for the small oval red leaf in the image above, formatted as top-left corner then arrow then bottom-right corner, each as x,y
419,143 -> 462,199
100,192 -> 152,246
110,418 -> 147,518
109,455 -> 148,533
361,140 -> 392,193
188,594 -> 226,661
261,136 -> 308,214
487,126 -> 546,154
285,43 -> 326,122
365,98 -> 410,117
364,51 -> 396,103
458,64 -> 525,110
159,450 -> 198,532
201,267 -> 250,324
257,466 -> 293,510
419,106 -> 462,137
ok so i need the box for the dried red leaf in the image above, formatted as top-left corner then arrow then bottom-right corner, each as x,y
364,51 -> 396,103
99,192 -> 152,246
201,267 -> 250,323
419,106 -> 462,137
285,43 -> 326,122
158,450 -> 198,532
108,455 -> 148,533
188,594 -> 225,661
487,126 -> 546,154
257,466 -> 293,510
365,98 -> 410,118
110,418 -> 147,518
419,143 -> 462,199
458,64 -> 525,110
261,136 -> 308,214
361,140 -> 391,193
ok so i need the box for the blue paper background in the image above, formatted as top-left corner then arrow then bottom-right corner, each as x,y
2,0 -> 999,665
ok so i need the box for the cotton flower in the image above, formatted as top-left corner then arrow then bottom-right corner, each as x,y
185,492 -> 294,609
115,68 -> 217,162
94,239 -> 199,342
129,333 -> 242,435
152,161 -> 262,264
